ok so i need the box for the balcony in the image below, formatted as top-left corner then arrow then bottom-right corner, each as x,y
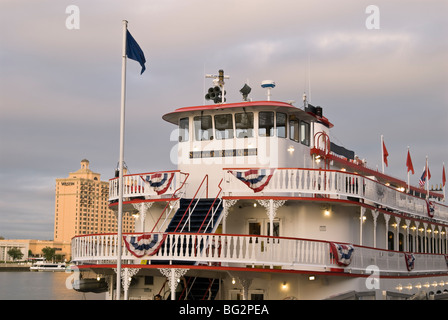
108,168 -> 448,223
223,168 -> 448,222
71,232 -> 448,276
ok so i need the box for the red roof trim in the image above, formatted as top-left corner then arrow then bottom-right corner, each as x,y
162,100 -> 333,127
169,100 -> 295,113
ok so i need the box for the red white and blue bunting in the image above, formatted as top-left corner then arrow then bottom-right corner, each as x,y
141,172 -> 174,195
230,168 -> 275,193
404,253 -> 415,271
330,242 -> 355,266
123,233 -> 167,258
425,199 -> 435,218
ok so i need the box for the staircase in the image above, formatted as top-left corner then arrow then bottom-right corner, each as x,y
153,198 -> 223,265
179,276 -> 220,300
166,198 -> 223,233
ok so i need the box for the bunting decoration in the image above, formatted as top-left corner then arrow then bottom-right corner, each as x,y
404,253 -> 415,271
123,233 -> 167,258
230,168 -> 275,193
426,199 -> 435,218
330,242 -> 355,266
141,172 -> 175,195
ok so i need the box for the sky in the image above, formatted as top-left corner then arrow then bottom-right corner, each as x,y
0,0 -> 447,240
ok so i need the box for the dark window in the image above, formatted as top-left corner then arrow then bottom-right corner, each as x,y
289,116 -> 299,142
276,112 -> 287,138
179,117 -> 189,142
235,112 -> 254,138
258,112 -> 274,137
214,114 -> 234,139
194,115 -> 213,141
300,121 -> 310,146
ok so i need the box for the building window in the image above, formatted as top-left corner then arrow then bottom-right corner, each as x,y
214,114 -> 234,139
194,115 -> 213,141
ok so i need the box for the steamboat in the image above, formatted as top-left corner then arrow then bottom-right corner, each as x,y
71,70 -> 448,300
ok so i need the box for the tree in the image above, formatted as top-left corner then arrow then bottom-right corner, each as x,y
42,247 -> 56,262
7,248 -> 24,261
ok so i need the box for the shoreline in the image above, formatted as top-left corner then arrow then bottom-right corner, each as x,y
0,263 -> 30,272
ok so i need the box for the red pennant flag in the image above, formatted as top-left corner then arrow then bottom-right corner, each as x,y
382,141 -> 389,167
406,150 -> 414,174
443,165 -> 446,187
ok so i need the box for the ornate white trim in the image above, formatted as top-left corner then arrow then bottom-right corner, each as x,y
159,268 -> 189,300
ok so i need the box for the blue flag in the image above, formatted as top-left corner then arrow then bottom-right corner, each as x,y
126,30 -> 146,74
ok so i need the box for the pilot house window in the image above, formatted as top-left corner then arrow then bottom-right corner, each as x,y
214,114 -> 234,139
276,112 -> 287,138
289,116 -> 299,142
194,115 -> 213,141
258,112 -> 274,137
300,121 -> 310,146
179,117 -> 189,142
235,112 -> 254,138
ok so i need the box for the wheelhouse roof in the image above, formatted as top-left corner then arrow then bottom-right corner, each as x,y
162,100 -> 333,127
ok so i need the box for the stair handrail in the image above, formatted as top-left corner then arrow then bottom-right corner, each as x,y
150,172 -> 190,233
202,278 -> 216,300
174,174 -> 209,233
198,178 -> 223,233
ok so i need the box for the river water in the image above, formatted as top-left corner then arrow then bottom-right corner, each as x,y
0,271 -> 106,300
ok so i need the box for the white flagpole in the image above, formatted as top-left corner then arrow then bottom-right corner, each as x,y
426,156 -> 429,199
443,162 -> 446,202
407,146 -> 410,192
381,135 -> 384,174
116,19 -> 128,300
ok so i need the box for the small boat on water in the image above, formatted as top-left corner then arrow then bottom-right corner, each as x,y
29,261 -> 66,272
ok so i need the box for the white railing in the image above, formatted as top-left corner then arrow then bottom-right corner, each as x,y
109,170 -> 188,202
71,233 -> 448,275
71,233 -> 330,271
223,168 -> 448,222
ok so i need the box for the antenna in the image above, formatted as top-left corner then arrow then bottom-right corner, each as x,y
261,80 -> 275,101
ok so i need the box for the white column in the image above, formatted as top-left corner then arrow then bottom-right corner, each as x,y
256,199 -> 286,236
159,268 -> 189,300
371,210 -> 379,248
394,217 -> 401,251
423,223 -> 428,253
239,278 -> 253,300
384,214 -> 391,250
359,207 -> 366,246
405,219 -> 411,252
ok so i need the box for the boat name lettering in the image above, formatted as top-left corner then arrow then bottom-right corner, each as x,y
189,148 -> 257,159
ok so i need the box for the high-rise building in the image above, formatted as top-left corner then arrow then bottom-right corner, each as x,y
54,159 -> 134,243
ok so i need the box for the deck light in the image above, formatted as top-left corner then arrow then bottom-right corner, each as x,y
309,276 -> 315,281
